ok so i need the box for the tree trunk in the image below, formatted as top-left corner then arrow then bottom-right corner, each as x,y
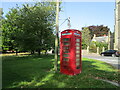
45,50 -> 47,55
16,49 -> 18,56
31,50 -> 34,54
38,49 -> 41,55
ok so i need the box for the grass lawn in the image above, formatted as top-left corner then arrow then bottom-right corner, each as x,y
2,54 -> 120,88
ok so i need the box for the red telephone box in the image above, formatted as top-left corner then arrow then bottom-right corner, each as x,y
60,29 -> 82,75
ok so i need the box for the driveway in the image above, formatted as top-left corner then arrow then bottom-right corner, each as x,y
82,54 -> 120,69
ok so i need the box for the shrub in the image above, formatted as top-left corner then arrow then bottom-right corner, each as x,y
89,41 -> 108,53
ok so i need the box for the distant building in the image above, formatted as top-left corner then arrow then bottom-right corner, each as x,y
92,34 -> 108,43
92,0 -> 120,50
92,32 -> 114,50
114,0 -> 120,50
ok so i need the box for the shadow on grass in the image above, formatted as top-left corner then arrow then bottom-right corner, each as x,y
2,55 -> 120,88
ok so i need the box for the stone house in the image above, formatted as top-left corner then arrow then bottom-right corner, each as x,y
114,0 -> 120,50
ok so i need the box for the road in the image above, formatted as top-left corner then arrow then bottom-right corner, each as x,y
82,55 -> 120,69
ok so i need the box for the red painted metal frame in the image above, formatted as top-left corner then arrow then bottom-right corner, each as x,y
60,29 -> 82,75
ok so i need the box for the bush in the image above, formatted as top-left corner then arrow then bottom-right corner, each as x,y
89,41 -> 108,53
82,43 -> 87,49
89,42 -> 97,53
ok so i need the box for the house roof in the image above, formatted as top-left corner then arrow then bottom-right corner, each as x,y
92,36 -> 108,42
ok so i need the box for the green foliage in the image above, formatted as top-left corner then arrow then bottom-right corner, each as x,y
82,41 -> 87,49
0,8 -> 3,52
81,27 -> 91,49
88,25 -> 110,38
89,41 -> 108,53
2,2 -> 60,53
89,42 -> 97,53
81,25 -> 110,50
2,55 -> 119,88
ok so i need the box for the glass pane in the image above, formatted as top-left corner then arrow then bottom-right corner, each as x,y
62,33 -> 72,36
76,43 -> 80,46
76,47 -> 80,49
63,42 -> 69,45
63,54 -> 69,57
76,51 -> 80,53
76,58 -> 80,61
63,38 -> 70,41
64,50 -> 69,53
76,54 -> 80,57
74,33 -> 80,36
76,39 -> 80,42
76,62 -> 80,66
64,46 -> 69,50
63,58 -> 69,61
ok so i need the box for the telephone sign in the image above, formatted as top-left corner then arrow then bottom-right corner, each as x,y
60,29 -> 82,75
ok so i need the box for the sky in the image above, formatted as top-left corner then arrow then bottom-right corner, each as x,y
60,2 -> 115,32
0,0 -> 116,33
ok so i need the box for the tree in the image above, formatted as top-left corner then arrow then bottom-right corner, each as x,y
81,27 -> 91,49
2,2 -> 60,55
0,8 -> 3,53
2,8 -> 20,53
89,41 -> 108,53
88,25 -> 110,38
81,25 -> 110,49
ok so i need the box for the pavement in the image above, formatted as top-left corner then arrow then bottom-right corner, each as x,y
82,50 -> 120,69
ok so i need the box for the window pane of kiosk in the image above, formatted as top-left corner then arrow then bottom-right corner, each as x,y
76,62 -> 80,66
62,33 -> 72,36
74,33 -> 80,36
63,58 -> 69,61
76,43 -> 80,46
64,46 -> 69,50
63,54 -> 69,57
76,47 -> 80,50
64,50 -> 69,53
76,58 -> 80,61
76,39 -> 80,42
76,51 -> 80,53
63,42 -> 69,45
76,54 -> 80,57
63,38 -> 70,41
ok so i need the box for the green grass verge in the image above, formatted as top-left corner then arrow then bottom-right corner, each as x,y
2,54 -> 120,88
